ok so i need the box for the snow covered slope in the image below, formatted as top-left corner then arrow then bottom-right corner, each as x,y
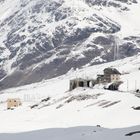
0,126 -> 140,140
0,54 -> 140,137
0,0 -> 140,90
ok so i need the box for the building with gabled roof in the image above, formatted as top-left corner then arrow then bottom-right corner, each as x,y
97,68 -> 121,83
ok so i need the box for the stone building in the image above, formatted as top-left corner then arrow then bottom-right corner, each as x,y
69,78 -> 96,91
97,68 -> 121,83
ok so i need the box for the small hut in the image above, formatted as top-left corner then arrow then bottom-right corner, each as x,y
69,78 -> 95,91
7,98 -> 22,110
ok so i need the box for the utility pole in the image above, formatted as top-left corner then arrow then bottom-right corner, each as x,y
127,80 -> 129,92
114,36 -> 120,61
135,80 -> 137,91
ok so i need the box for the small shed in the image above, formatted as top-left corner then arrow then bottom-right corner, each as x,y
7,98 -> 22,109
69,78 -> 95,91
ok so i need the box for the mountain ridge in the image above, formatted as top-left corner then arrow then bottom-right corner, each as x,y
0,0 -> 140,90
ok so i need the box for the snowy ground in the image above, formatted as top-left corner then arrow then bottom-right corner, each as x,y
0,54 -> 140,139
0,126 -> 140,140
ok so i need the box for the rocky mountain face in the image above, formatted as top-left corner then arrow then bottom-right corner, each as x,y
0,0 -> 140,90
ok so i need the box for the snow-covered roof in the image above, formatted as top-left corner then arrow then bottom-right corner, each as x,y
104,68 -> 121,75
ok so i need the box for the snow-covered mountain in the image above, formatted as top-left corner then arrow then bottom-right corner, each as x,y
0,54 -> 140,139
0,0 -> 140,90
